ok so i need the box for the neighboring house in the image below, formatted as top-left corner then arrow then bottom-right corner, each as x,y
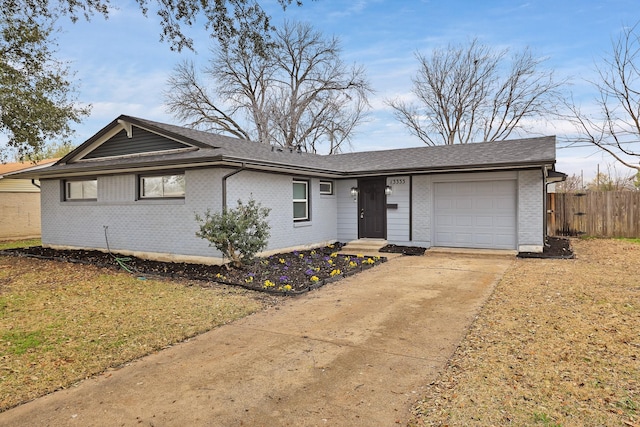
11,115 -> 563,263
0,159 -> 58,240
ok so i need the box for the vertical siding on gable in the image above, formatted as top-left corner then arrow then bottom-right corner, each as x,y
517,169 -> 544,249
411,174 -> 431,247
386,176 -> 410,244
336,179 -> 358,242
83,128 -> 189,159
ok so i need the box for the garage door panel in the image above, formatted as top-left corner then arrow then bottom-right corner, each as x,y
456,216 -> 473,227
434,180 -> 516,250
475,216 -> 494,227
454,233 -> 473,245
455,199 -> 473,209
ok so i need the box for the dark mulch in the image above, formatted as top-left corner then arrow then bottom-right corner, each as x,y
379,244 -> 427,256
1,243 -> 386,295
517,236 -> 574,259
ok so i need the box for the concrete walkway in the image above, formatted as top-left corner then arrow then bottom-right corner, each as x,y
0,252 -> 513,426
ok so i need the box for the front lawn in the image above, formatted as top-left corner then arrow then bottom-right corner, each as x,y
0,255 -> 278,411
409,238 -> 640,426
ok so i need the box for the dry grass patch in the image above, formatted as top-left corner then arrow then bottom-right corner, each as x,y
409,238 -> 639,426
0,255 -> 280,411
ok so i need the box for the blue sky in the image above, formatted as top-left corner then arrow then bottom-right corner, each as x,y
48,0 -> 640,179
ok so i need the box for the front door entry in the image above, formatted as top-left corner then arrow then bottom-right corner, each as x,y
358,177 -> 386,238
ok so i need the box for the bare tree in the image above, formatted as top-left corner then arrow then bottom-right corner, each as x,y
165,20 -> 372,154
388,39 -> 564,145
555,174 -> 584,193
566,23 -> 640,172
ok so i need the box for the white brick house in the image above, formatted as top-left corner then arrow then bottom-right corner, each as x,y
13,115 -> 563,263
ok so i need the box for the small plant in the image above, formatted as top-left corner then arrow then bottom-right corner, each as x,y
263,280 -> 275,289
195,198 -> 271,268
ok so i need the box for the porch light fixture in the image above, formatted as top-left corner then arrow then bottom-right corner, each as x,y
350,187 -> 358,201
385,185 -> 393,196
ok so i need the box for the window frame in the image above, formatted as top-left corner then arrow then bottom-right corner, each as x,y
138,172 -> 186,199
319,180 -> 334,195
293,179 -> 310,222
63,178 -> 98,201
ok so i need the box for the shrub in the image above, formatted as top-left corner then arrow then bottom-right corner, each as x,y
195,198 -> 271,268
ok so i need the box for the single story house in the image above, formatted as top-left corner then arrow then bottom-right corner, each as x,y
0,159 -> 58,240
11,115 -> 563,263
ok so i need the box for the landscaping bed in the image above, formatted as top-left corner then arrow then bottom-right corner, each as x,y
517,236 -> 574,259
2,243 -> 385,294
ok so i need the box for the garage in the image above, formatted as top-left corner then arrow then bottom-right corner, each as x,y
433,180 -> 517,250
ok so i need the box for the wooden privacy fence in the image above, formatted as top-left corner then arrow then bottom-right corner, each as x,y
548,192 -> 640,238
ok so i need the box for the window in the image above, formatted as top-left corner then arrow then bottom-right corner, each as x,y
140,173 -> 185,198
319,180 -> 333,195
293,180 -> 309,221
65,179 -> 97,200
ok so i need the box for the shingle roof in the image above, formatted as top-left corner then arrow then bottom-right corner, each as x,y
0,158 -> 59,177
11,115 -> 557,179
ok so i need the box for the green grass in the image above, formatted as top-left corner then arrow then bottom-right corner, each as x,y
0,238 -> 41,250
1,331 -> 43,355
616,237 -> 640,244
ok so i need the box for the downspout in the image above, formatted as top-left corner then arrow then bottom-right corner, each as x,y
222,164 -> 246,210
542,166 -> 548,246
31,179 -> 40,189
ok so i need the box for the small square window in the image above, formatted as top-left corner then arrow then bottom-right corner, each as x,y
140,173 -> 185,198
293,180 -> 309,221
65,179 -> 97,200
319,180 -> 333,195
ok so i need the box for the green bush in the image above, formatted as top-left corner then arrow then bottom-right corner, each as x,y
195,198 -> 271,268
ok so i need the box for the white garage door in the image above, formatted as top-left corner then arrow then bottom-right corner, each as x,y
434,180 -> 517,250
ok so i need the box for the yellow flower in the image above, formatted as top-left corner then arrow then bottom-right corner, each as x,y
310,275 -> 320,283
349,261 -> 357,268
279,258 -> 286,264
365,258 -> 375,264
330,252 -> 338,258
299,253 -> 305,258
328,259 -> 334,265
282,284 -> 292,291
330,269 -> 341,277
356,253 -> 364,258
245,276 -> 254,283
263,280 -> 275,288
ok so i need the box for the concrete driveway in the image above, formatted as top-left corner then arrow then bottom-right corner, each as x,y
0,252 -> 512,426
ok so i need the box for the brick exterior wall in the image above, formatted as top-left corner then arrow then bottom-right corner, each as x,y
411,175 -> 431,247
41,168 -> 337,262
0,192 -> 42,239
517,169 -> 544,250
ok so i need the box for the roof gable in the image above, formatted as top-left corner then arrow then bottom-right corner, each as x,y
63,116 -> 208,163
82,127 -> 192,160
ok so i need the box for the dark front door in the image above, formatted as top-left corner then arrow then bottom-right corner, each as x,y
358,177 -> 386,238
